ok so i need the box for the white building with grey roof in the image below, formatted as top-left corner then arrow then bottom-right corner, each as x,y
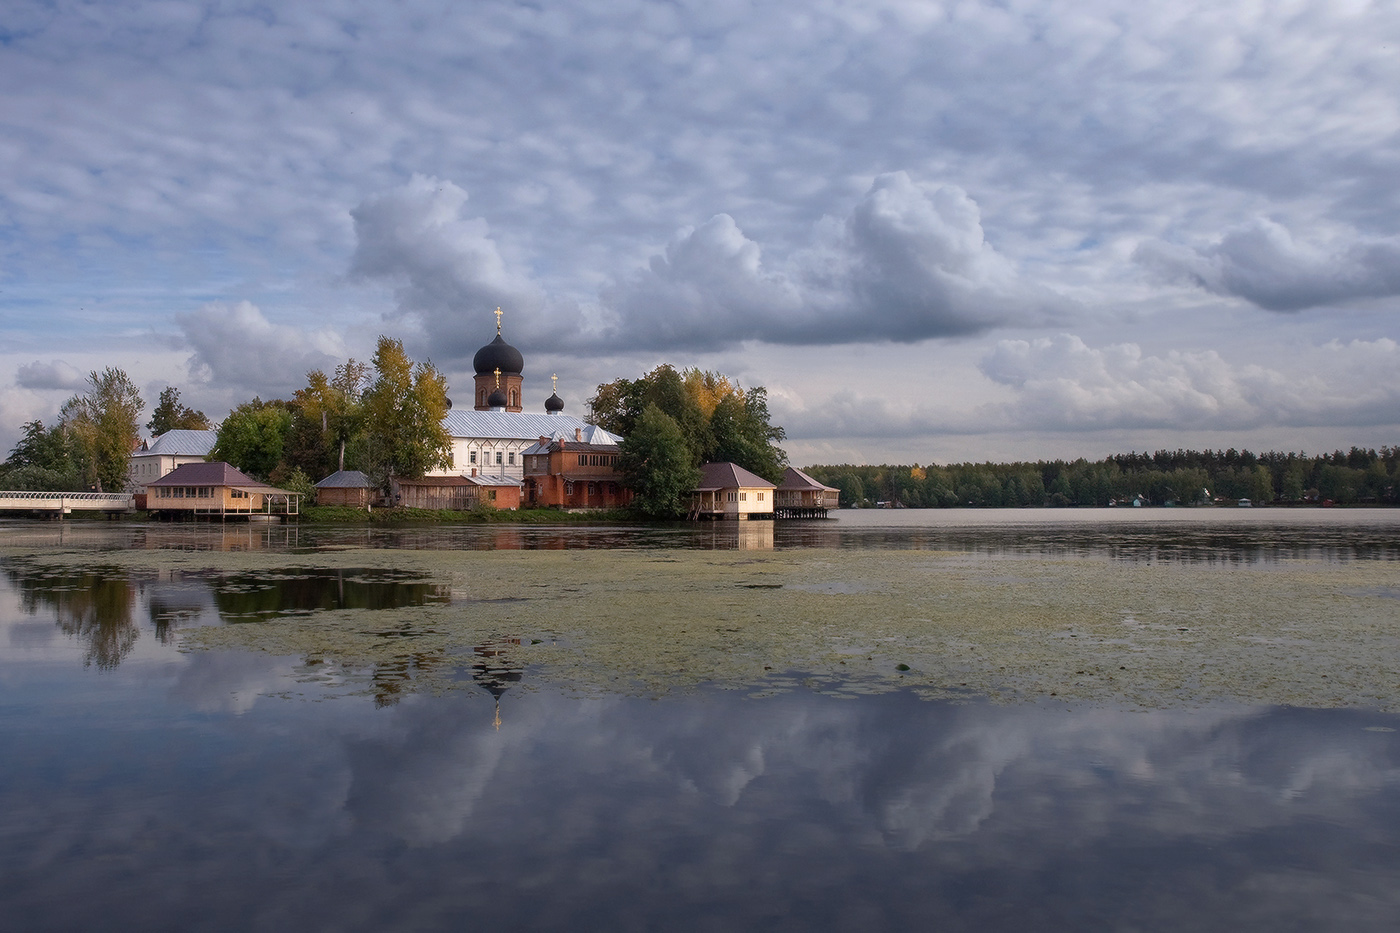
426,311 -> 621,483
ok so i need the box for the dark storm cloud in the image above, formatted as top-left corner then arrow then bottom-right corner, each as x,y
15,360 -> 84,391
351,172 -> 1067,356
1136,219 -> 1400,311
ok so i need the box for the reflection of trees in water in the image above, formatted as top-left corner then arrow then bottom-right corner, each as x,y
4,564 -> 138,669
210,569 -> 449,622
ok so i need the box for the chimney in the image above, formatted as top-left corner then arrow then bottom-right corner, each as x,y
471,468 -> 477,477
575,427 -> 583,442
539,436 -> 549,446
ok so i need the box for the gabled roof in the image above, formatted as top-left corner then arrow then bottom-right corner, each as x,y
696,462 -> 776,491
441,410 -> 620,445
315,470 -> 372,489
135,429 -> 218,458
396,473 -> 519,488
778,466 -> 838,493
147,461 -> 293,495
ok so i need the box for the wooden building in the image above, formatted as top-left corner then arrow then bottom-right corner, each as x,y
521,432 -> 632,509
775,466 -> 840,518
146,462 -> 299,519
314,470 -> 374,508
393,472 -> 521,510
689,462 -> 776,520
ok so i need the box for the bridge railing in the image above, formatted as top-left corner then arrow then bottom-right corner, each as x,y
0,490 -> 135,510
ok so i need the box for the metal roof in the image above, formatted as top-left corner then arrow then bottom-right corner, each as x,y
136,429 -> 218,457
315,470 -> 372,488
442,410 -> 619,445
696,462 -> 776,491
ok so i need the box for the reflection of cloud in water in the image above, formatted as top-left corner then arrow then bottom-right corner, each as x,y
344,698 -> 511,845
169,650 -> 301,714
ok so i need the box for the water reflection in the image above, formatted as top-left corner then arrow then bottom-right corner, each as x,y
4,508 -> 1399,560
1,677 -> 1397,930
2,559 -> 450,669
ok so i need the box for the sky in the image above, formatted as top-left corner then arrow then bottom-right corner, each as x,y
2,0 -> 1399,467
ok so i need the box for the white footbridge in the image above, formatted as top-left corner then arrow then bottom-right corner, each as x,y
0,490 -> 135,515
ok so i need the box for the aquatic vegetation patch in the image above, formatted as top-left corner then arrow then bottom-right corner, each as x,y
6,543 -> 1398,709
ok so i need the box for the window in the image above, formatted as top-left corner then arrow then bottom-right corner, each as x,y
740,492 -> 747,501
508,452 -> 515,465
495,451 -> 503,465
489,489 -> 497,501
757,492 -> 764,501
470,450 -> 477,464
587,482 -> 597,495
578,454 -> 587,466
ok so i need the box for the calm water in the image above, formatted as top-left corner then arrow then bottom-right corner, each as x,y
2,510 -> 1399,931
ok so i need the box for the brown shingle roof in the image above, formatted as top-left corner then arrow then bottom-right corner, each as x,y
695,462 -> 776,491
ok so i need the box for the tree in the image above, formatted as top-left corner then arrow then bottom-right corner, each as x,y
362,337 -> 451,487
1,420 -> 81,491
287,360 -> 369,478
210,399 -> 293,480
706,386 -> 786,481
618,404 -> 701,518
147,386 -> 210,435
591,365 -> 786,477
59,368 -> 143,492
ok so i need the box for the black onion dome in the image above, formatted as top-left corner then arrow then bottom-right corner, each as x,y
545,392 -> 564,413
487,387 -> 508,408
473,334 -> 524,375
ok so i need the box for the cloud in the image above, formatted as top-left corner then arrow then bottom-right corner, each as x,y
15,360 -> 84,391
352,172 -> 1061,356
1135,219 -> 1400,311
176,300 -> 345,396
979,333 -> 1400,431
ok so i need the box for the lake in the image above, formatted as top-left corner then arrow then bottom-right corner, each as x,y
2,509 -> 1399,931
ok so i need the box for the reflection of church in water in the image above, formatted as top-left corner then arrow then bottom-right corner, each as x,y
471,638 -> 524,730
426,310 -> 626,510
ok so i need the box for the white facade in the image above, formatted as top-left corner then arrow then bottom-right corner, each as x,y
431,410 -> 619,483
127,429 -> 219,493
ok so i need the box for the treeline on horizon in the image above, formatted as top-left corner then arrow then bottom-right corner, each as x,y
804,446 -> 1400,508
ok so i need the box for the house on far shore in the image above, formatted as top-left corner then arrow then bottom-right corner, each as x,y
314,470 -> 374,508
775,467 -> 840,518
146,461 -> 300,520
690,462 -> 776,520
393,472 -> 522,511
127,429 -> 219,506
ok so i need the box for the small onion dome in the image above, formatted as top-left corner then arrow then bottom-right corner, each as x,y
473,334 -> 524,375
487,387 -> 508,408
545,391 -> 564,413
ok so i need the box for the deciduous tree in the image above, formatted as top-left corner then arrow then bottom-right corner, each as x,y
618,404 -> 700,519
362,337 -> 451,487
59,368 -> 143,492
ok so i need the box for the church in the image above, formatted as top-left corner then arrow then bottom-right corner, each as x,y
425,310 -> 621,489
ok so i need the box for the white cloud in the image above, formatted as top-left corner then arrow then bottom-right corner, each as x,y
176,300 -> 345,397
979,333 -> 1400,431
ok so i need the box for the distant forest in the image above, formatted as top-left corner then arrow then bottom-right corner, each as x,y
804,447 -> 1400,508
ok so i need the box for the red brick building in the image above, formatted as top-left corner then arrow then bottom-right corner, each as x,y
522,433 -> 631,510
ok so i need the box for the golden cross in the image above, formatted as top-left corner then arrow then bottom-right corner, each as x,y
494,306 -> 503,334
493,367 -> 501,387
552,373 -> 558,392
